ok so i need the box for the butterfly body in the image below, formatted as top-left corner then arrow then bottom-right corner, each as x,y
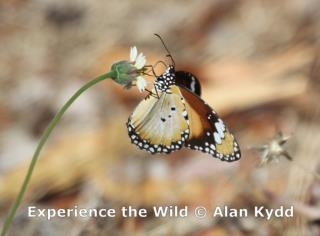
154,66 -> 176,93
127,65 -> 241,162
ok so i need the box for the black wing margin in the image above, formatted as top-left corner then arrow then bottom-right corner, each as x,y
175,71 -> 202,97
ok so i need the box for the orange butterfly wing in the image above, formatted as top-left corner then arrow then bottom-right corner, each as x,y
179,87 -> 241,162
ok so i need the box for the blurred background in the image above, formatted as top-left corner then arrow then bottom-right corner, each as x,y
1,0 -> 320,235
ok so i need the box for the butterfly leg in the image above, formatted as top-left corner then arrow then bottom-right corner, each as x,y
143,64 -> 161,99
144,64 -> 158,77
153,61 -> 168,72
144,88 -> 159,99
145,61 -> 168,77
153,84 -> 160,99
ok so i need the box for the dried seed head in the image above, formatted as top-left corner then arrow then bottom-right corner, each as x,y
253,131 -> 292,166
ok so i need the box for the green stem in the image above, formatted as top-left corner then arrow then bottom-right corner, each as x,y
1,71 -> 114,236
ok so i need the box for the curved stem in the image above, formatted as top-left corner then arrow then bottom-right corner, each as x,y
1,71 -> 114,236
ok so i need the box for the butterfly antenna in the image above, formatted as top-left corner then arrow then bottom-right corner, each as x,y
154,33 -> 175,67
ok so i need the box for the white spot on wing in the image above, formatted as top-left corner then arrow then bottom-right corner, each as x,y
215,120 -> 225,138
190,77 -> 196,92
214,132 -> 222,144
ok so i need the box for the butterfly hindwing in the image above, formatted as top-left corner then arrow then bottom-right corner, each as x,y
127,85 -> 189,154
180,87 -> 241,162
175,71 -> 202,96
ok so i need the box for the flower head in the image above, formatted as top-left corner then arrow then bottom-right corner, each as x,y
110,46 -> 147,92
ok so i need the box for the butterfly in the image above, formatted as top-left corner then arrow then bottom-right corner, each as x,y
127,37 -> 241,162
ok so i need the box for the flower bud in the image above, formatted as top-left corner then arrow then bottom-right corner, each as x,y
110,60 -> 137,85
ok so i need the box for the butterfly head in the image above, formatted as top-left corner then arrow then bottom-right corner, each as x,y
154,65 -> 176,93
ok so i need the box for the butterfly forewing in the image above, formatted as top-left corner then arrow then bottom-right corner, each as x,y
127,85 -> 189,154
180,87 -> 241,162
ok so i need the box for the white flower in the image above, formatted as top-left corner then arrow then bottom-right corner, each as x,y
127,46 -> 147,92
135,53 -> 146,69
129,46 -> 146,70
129,46 -> 138,62
136,76 -> 147,93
